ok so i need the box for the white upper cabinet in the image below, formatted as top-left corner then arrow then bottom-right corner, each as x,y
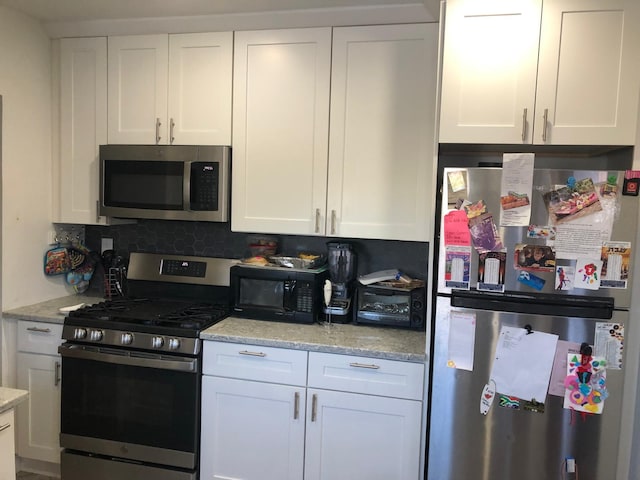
232,24 -> 438,241
439,0 -> 640,145
534,0 -> 640,145
58,36 -> 108,225
108,32 -> 232,145
327,24 -> 437,241
231,28 -> 332,235
108,34 -> 168,144
168,32 -> 233,145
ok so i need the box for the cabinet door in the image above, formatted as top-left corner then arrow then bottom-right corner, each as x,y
108,35 -> 168,144
304,389 -> 422,480
439,0 -> 542,144
231,28 -> 331,235
201,376 -> 305,480
16,352 -> 62,464
168,32 -> 233,145
327,24 -> 437,241
534,0 -> 640,145
0,409 -> 16,480
59,37 -> 108,225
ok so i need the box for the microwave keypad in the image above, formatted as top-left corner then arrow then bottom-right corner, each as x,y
296,281 -> 314,313
191,162 -> 219,211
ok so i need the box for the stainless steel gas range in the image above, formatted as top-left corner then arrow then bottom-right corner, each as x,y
58,252 -> 238,480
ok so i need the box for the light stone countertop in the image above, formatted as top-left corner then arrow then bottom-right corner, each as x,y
201,316 -> 427,362
2,295 -> 104,324
0,387 -> 28,414
2,296 -> 426,362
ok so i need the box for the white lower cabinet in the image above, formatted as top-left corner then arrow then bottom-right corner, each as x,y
0,409 -> 16,480
201,341 -> 424,480
304,389 -> 422,480
201,376 -> 305,480
16,321 -> 63,464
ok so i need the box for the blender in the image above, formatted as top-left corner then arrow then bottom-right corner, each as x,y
324,242 -> 357,322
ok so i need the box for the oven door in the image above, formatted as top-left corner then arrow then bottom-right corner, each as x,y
59,343 -> 200,470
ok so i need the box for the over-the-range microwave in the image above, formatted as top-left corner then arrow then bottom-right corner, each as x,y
99,144 -> 230,222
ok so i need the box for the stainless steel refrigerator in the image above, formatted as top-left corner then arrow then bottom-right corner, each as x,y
427,146 -> 638,480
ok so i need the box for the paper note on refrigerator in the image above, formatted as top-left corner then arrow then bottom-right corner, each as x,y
489,326 -> 559,403
447,311 -> 476,371
499,153 -> 534,227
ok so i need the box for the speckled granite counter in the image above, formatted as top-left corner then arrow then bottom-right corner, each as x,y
201,316 -> 426,362
3,295 -> 104,324
0,387 -> 28,414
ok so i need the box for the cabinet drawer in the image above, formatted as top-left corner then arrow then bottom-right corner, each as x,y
308,352 -> 424,400
17,321 -> 63,355
203,341 -> 308,386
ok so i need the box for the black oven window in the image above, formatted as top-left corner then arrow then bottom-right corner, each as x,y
238,278 -> 284,309
61,356 -> 199,453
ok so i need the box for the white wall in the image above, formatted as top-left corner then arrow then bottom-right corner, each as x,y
0,6 -> 65,309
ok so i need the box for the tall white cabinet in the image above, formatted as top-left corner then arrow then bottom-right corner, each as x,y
108,32 -> 232,145
231,28 -> 332,236
327,24 -> 437,241
232,24 -> 438,241
57,36 -> 108,225
439,0 -> 640,145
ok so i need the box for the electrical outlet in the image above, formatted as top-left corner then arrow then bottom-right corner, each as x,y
101,237 -> 114,253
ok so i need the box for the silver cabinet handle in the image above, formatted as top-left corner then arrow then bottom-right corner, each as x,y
27,327 -> 51,333
542,108 -> 549,143
521,107 -> 528,142
311,393 -> 318,422
170,118 -> 175,145
349,362 -> 380,370
55,361 -> 61,386
294,392 -> 300,420
155,117 -> 162,144
0,423 -> 10,433
239,350 -> 266,357
315,208 -> 321,233
330,210 -> 337,235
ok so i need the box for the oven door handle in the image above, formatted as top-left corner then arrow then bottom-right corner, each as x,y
58,344 -> 198,373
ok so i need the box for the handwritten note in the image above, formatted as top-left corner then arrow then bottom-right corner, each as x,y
444,210 -> 471,246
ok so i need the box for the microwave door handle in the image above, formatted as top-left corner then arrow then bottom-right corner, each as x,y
184,162 -> 192,211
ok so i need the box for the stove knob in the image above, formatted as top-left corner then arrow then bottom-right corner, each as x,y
73,328 -> 87,340
121,333 -> 134,345
90,330 -> 104,342
152,336 -> 165,349
168,338 -> 181,350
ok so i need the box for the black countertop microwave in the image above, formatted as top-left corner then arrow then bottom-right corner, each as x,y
99,144 -> 230,222
230,264 -> 329,324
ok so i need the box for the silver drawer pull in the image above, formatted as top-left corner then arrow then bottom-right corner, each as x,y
27,327 -> 52,333
239,350 -> 266,357
0,423 -> 11,433
294,392 -> 300,420
311,394 -> 318,422
349,362 -> 380,370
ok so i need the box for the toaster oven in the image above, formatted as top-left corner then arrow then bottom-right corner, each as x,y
354,282 -> 426,329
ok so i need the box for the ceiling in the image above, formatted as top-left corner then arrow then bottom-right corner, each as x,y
0,0 -> 435,23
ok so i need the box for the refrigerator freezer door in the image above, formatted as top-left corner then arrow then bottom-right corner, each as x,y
427,296 -> 625,480
437,165 -> 637,309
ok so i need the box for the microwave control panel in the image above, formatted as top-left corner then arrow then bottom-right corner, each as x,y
190,162 -> 219,211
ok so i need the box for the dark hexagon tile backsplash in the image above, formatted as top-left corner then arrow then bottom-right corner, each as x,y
86,219 -> 428,283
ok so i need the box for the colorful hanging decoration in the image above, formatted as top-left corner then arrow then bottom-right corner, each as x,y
563,343 -> 608,414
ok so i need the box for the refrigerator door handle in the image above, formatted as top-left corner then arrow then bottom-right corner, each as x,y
450,290 -> 614,319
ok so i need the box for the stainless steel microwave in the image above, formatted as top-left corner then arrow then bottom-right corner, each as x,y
99,145 -> 230,222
